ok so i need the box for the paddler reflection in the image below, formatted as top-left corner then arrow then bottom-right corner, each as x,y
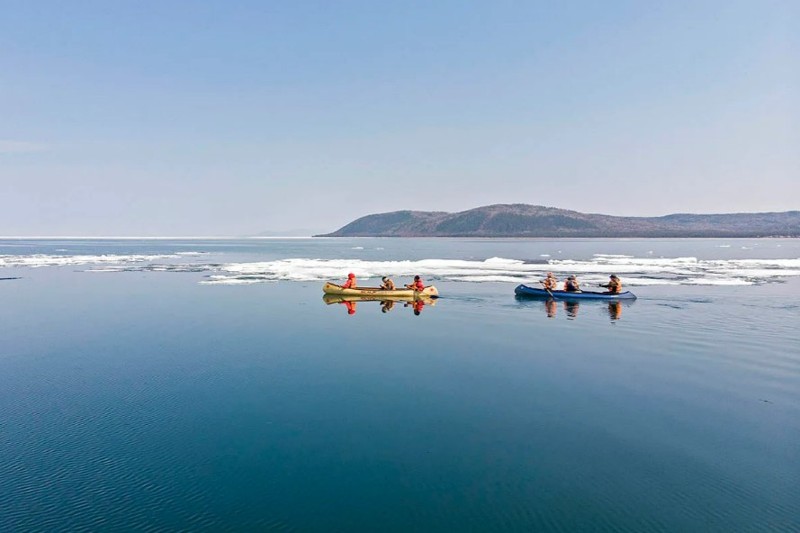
544,299 -> 580,319
404,299 -> 426,316
323,294 -> 436,315
564,300 -> 580,319
528,297 -> 630,322
608,301 -> 622,321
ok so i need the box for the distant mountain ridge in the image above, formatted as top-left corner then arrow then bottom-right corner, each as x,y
317,204 -> 800,238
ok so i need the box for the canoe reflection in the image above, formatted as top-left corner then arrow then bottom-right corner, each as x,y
322,294 -> 437,316
516,295 -> 634,322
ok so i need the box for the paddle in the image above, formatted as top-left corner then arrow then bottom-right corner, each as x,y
539,280 -> 554,298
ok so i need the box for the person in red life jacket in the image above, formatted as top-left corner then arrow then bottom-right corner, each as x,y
341,272 -> 357,289
405,275 -> 425,291
600,274 -> 622,294
541,272 -> 558,291
343,300 -> 356,315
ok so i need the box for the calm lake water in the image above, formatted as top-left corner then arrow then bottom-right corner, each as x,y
1,238 -> 799,531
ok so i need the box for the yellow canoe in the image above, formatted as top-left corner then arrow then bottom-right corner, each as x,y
322,282 -> 438,298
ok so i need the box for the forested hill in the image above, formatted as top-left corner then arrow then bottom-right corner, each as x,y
316,204 -> 800,238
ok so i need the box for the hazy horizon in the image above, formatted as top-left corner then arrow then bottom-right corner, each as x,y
2,1 -> 798,236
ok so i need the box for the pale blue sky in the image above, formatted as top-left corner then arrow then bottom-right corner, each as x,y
1,1 -> 797,235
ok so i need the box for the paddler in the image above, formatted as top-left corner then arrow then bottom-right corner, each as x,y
380,276 -> 395,290
341,272 -> 357,289
599,274 -> 622,294
540,272 -> 558,291
405,275 -> 425,291
563,275 -> 581,292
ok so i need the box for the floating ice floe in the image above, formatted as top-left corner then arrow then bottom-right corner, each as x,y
0,253 -> 180,268
199,255 -> 800,286
4,252 -> 800,287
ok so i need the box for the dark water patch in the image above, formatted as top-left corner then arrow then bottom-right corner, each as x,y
438,295 -> 487,304
766,304 -> 800,310
0,277 -> 21,281
685,297 -> 714,303
657,302 -> 686,309
648,296 -> 714,305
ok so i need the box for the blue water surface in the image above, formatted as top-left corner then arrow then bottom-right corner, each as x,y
1,239 -> 799,531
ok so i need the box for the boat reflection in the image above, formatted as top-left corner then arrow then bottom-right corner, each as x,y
516,295 -> 634,322
322,294 -> 437,316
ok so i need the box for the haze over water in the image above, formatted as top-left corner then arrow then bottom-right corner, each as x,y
2,238 -> 799,531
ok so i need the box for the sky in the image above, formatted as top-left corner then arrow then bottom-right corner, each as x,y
1,1 -> 798,236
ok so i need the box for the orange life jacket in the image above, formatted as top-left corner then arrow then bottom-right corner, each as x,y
607,279 -> 621,293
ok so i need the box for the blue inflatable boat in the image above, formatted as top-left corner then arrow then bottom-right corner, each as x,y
514,284 -> 637,300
